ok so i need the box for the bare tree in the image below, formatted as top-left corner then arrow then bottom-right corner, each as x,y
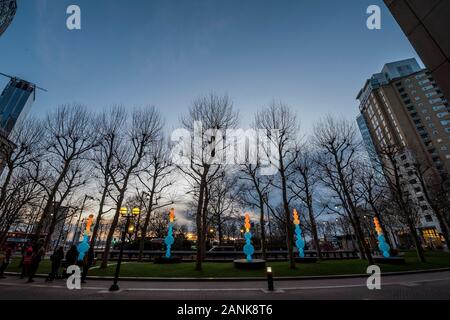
137,139 -> 174,261
90,106 -> 127,248
288,145 -> 322,259
33,105 -> 98,249
411,161 -> 450,252
0,118 -> 43,208
0,168 -> 43,246
208,170 -> 239,246
239,163 -> 272,259
255,102 -> 299,269
379,145 -> 428,261
313,116 -> 374,265
100,106 -> 163,268
178,93 -> 238,270
354,161 -> 393,249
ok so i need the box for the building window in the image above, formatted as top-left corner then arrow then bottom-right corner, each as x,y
424,215 -> 433,222
422,228 -> 442,247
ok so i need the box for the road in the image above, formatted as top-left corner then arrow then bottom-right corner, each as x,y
1,270 -> 450,300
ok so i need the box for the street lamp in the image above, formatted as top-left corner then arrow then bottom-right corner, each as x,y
109,206 -> 140,291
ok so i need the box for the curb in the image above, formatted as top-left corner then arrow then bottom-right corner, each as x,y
5,267 -> 450,282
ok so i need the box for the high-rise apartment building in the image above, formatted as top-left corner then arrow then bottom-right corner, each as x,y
384,0 -> 450,101
357,58 -> 448,247
0,0 -> 17,37
0,77 -> 36,137
0,76 -> 37,176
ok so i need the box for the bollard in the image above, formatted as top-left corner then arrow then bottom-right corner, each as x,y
267,267 -> 274,291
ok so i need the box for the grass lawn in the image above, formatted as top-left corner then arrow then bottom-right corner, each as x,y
6,251 -> 450,278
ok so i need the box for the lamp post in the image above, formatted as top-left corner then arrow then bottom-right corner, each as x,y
109,206 -> 140,291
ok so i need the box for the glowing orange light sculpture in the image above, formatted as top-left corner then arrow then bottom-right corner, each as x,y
373,217 -> 390,258
243,213 -> 254,262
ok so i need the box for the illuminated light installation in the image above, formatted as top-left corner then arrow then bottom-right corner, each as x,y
293,209 -> 305,258
77,214 -> 94,261
164,208 -> 175,258
374,217 -> 390,258
243,213 -> 254,262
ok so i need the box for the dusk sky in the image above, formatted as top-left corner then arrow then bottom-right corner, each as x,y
1,0 -> 422,135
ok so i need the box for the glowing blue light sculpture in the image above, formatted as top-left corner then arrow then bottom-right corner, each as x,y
243,213 -> 254,262
164,208 -> 175,258
374,217 -> 390,258
77,214 -> 94,261
293,209 -> 305,258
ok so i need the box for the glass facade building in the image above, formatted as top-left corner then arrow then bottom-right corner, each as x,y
0,0 -> 17,37
0,78 -> 35,137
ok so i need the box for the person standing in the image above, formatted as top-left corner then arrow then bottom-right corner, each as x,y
81,247 -> 95,284
46,247 -> 64,281
20,245 -> 33,279
27,244 -> 45,283
63,245 -> 79,278
0,245 -> 13,278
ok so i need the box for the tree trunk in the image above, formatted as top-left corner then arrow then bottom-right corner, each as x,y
305,190 -> 321,260
138,189 -> 155,261
195,171 -> 208,271
280,168 -> 295,269
258,194 -> 267,260
201,186 -> 210,261
101,193 -> 125,268
406,214 -> 426,262
90,187 -> 108,248
434,208 -> 450,252
217,214 -> 223,246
